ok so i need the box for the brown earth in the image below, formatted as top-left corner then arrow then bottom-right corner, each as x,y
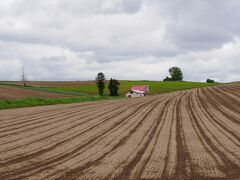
0,83 -> 239,180
0,81 -> 95,87
0,86 -> 72,99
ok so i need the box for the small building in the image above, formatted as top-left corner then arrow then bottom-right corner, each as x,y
125,85 -> 149,97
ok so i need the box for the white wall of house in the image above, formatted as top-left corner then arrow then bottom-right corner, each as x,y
125,91 -> 145,97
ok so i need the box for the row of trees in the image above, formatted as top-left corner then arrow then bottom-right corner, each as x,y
96,72 -> 120,96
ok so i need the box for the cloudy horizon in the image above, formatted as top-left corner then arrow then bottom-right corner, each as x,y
0,0 -> 239,82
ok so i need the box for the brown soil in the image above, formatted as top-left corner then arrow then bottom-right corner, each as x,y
0,86 -> 72,99
0,83 -> 239,180
0,81 -> 95,87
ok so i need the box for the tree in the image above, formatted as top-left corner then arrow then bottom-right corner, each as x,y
206,79 -> 215,83
169,66 -> 183,81
96,72 -> 105,96
108,78 -> 120,96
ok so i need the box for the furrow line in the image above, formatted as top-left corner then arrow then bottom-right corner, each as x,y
53,96 -> 166,180
0,101 -> 127,130
212,86 -> 240,105
187,91 -> 240,178
185,91 -> 225,178
206,87 -> 240,113
192,90 -> 240,162
120,91 -> 185,180
196,89 -> 240,145
0,96 -> 160,179
0,105 -> 125,157
43,96 -> 169,179
0,101 -> 138,165
201,88 -> 240,125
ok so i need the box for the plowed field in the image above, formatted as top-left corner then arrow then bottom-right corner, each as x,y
0,83 -> 239,179
0,86 -> 72,99
0,81 -> 95,87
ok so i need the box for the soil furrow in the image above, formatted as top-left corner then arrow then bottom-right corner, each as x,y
111,93 -> 180,180
0,83 -> 239,179
201,88 -> 240,125
187,92 -> 240,178
196,89 -> 240,145
0,97 -> 160,179
0,104 -> 124,150
185,92 -> 226,178
48,97 -> 164,180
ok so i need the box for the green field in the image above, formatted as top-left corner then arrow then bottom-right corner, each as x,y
49,81 -> 219,96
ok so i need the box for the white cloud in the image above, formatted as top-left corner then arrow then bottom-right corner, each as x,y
0,0 -> 239,82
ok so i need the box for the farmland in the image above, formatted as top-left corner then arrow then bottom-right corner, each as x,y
0,82 -> 239,179
0,81 -> 219,109
0,84 -> 117,109
0,85 -> 72,100
0,81 -> 96,87
50,81 -> 220,96
10,80 -> 219,96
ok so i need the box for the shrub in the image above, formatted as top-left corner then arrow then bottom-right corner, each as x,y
206,79 -> 215,83
163,76 -> 173,81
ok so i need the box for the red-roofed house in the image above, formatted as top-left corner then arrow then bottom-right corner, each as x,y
126,85 -> 149,97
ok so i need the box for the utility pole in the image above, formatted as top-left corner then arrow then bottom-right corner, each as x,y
22,66 -> 26,87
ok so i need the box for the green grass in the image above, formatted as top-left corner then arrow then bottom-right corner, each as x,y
51,85 -> 98,95
51,81 -> 219,96
0,96 -> 118,110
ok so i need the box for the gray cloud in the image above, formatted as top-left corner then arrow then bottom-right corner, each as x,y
151,0 -> 240,50
0,0 -> 239,82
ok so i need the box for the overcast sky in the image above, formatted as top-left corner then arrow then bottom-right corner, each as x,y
0,0 -> 239,82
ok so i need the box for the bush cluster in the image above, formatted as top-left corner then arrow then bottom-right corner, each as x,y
206,79 -> 215,83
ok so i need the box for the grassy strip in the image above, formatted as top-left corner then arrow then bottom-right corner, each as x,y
0,96 -> 118,110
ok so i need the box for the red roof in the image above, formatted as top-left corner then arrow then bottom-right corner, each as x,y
131,85 -> 148,93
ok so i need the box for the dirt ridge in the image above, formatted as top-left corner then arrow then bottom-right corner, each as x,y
0,83 -> 239,179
